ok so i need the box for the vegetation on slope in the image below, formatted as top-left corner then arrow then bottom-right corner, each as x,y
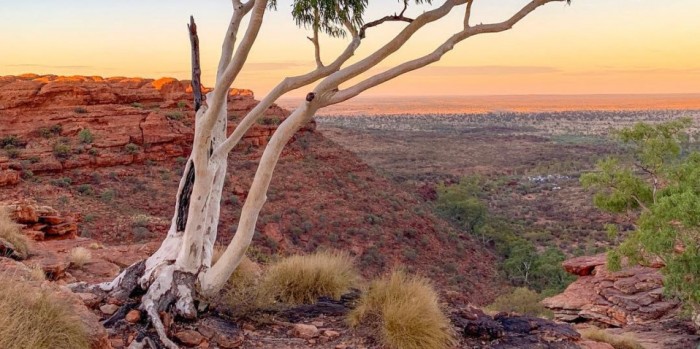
436,178 -> 574,296
582,118 -> 700,314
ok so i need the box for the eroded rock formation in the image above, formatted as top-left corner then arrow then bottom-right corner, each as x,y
542,254 -> 680,327
0,75 -> 309,185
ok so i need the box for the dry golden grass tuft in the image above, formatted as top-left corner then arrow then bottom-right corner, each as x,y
580,328 -> 645,349
486,287 -> 553,318
68,247 -> 92,269
219,256 -> 266,318
348,270 -> 454,349
260,250 -> 359,305
0,275 -> 90,349
0,208 -> 29,259
88,242 -> 104,250
27,264 -> 46,282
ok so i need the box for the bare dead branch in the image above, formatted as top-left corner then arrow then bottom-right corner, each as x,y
188,16 -> 204,112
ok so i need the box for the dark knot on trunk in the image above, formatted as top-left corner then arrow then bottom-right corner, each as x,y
305,92 -> 316,102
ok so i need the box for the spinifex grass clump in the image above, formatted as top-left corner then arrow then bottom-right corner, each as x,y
260,250 -> 359,305
218,256 -> 266,319
0,208 -> 28,259
580,328 -> 644,349
0,275 -> 90,349
348,270 -> 454,349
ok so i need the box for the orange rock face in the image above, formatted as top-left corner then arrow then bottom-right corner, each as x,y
0,74 -> 310,185
3,200 -> 77,240
542,253 -> 680,327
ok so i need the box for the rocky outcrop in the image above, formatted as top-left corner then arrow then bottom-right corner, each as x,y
0,74 -> 253,109
0,74 -> 311,183
542,254 -> 679,327
454,305 -> 584,348
2,200 -> 78,240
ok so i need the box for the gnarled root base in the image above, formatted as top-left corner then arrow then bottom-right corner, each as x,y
70,260 -> 202,349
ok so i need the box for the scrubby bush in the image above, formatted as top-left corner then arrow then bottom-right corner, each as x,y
348,270 -> 454,349
73,107 -> 88,114
37,127 -> 52,138
165,111 -> 184,121
53,142 -> 72,159
0,209 -> 29,259
502,239 -> 574,295
50,124 -> 63,135
260,250 -> 359,305
100,189 -> 115,202
77,128 -> 93,144
257,116 -> 281,126
486,287 -> 553,318
4,145 -> 20,158
436,177 -> 487,234
0,135 -> 21,148
0,276 -> 90,349
75,184 -> 94,196
124,143 -> 140,154
131,214 -> 150,227
50,177 -> 72,188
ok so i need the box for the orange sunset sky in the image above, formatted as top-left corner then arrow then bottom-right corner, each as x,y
1,0 -> 699,97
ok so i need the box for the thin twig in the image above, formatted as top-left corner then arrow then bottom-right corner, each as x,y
359,8 -> 414,39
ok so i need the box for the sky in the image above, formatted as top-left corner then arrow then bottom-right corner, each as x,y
1,0 -> 699,97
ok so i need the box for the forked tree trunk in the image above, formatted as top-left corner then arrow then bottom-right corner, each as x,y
68,1 -> 568,347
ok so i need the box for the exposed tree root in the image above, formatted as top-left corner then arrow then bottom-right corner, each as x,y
70,259 -> 204,348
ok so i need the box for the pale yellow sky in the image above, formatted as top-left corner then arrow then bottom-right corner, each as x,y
1,0 -> 699,97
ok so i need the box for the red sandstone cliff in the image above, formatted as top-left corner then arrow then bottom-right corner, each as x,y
0,74 -> 306,185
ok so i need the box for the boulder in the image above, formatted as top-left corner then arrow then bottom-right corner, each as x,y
543,255 -> 680,327
174,330 -> 205,346
562,254 -> 606,276
292,323 -> 320,339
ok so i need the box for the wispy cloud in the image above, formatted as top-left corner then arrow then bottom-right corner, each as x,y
5,64 -> 95,69
414,65 -> 561,76
244,61 -> 310,71
567,68 -> 700,76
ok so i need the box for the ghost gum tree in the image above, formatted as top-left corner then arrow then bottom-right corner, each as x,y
74,0 -> 573,347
